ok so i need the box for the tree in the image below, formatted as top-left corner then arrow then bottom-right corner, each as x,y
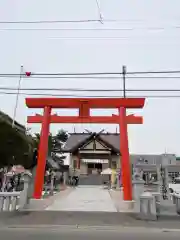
0,111 -> 34,168
33,133 -> 40,149
52,129 -> 68,152
56,129 -> 68,142
32,129 -> 68,157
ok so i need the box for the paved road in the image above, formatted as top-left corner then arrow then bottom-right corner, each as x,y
1,226 -> 180,240
1,211 -> 180,229
46,186 -> 117,212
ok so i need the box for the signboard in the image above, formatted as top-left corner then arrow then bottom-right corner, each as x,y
82,159 -> 109,164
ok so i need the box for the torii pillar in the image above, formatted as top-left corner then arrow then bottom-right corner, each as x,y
33,106 -> 51,199
119,107 -> 132,200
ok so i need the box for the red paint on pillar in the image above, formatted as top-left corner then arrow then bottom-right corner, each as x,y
119,107 -> 132,201
33,106 -> 51,199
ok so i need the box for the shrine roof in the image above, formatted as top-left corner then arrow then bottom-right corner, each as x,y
61,132 -> 120,154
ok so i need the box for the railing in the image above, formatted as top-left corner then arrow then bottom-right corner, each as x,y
170,193 -> 180,214
138,191 -> 180,220
0,192 -> 20,211
0,172 -> 32,212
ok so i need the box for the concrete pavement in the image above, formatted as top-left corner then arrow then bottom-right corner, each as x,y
46,186 -> 117,212
25,186 -> 72,210
1,211 -> 180,229
1,226 -> 180,240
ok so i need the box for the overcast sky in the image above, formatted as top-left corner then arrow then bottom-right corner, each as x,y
0,0 -> 180,155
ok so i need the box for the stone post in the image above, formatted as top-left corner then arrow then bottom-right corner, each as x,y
19,171 -> 32,210
132,178 -> 145,212
156,165 -> 162,193
63,172 -> 68,185
133,179 -> 145,200
132,170 -> 145,213
139,193 -> 157,220
157,155 -> 171,201
27,166 -> 37,199
175,195 -> 180,214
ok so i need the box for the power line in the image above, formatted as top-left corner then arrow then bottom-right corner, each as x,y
2,87 -> 180,92
0,72 -> 123,76
127,76 -> 180,79
1,26 -> 180,31
126,70 -> 180,75
24,36 -> 179,41
0,75 -> 180,79
0,18 -> 178,24
0,91 -> 180,98
2,86 -> 180,94
0,70 -> 180,77
0,19 -> 100,24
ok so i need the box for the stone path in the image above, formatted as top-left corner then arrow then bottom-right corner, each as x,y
109,189 -> 134,212
46,186 -> 117,212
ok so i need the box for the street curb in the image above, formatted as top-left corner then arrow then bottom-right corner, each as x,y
2,224 -> 180,233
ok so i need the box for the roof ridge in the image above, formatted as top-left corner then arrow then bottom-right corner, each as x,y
69,132 -> 91,135
68,132 -> 120,135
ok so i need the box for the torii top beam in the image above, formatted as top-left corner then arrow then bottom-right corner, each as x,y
25,98 -> 145,109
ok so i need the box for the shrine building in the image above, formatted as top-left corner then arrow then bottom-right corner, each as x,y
61,131 -> 120,174
59,131 -> 177,178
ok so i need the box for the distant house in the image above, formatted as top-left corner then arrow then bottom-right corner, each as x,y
130,154 -> 176,166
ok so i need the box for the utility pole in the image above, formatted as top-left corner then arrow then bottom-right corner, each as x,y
122,65 -> 126,98
12,65 -> 23,128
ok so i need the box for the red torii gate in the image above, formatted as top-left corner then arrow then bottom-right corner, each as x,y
26,97 -> 145,200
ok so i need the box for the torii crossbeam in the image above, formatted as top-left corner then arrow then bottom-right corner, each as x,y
28,114 -> 143,124
26,97 -> 145,201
